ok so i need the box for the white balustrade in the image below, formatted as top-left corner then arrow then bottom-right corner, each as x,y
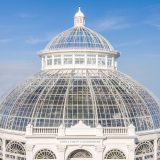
103,127 -> 128,135
32,127 -> 58,135
26,124 -> 131,136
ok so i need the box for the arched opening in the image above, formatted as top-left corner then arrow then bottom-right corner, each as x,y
135,141 -> 154,160
68,149 -> 92,160
35,149 -> 56,160
5,141 -> 26,160
104,149 -> 126,159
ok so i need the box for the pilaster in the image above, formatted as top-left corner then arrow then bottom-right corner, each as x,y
26,144 -> 34,160
154,138 -> 158,160
95,146 -> 104,160
57,145 -> 66,160
127,145 -> 135,160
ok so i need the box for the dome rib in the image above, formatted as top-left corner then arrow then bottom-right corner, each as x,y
62,70 -> 75,126
2,77 -> 37,130
86,70 -> 99,127
110,71 -> 155,131
30,70 -> 61,126
100,70 -> 130,127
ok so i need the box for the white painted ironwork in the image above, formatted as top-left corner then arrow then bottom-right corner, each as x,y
0,70 -> 160,132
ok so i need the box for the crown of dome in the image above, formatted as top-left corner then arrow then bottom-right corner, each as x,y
44,26 -> 115,52
42,8 -> 116,54
0,69 -> 160,132
75,7 -> 84,17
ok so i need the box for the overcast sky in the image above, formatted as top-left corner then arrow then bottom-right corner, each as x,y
0,0 -> 160,99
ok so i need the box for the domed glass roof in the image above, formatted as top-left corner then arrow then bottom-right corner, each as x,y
0,69 -> 160,132
45,27 -> 115,52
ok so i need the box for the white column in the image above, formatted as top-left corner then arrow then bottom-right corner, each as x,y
115,61 -> 118,70
57,145 -> 66,160
105,56 -> 108,67
96,54 -> 98,66
85,54 -> 87,67
73,53 -> 75,68
154,138 -> 157,160
111,57 -> 114,69
26,145 -> 34,160
41,57 -> 44,70
61,55 -> 64,65
95,146 -> 104,160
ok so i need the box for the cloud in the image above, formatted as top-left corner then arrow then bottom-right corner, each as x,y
25,37 -> 49,45
143,4 -> 160,29
145,15 -> 160,29
25,32 -> 58,45
116,39 -> 143,48
17,13 -> 37,18
93,16 -> 132,32
0,38 -> 13,44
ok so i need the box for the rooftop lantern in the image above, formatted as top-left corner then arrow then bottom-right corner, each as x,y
74,7 -> 85,27
40,7 -> 119,71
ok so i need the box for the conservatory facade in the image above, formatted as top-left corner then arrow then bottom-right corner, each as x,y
0,7 -> 160,160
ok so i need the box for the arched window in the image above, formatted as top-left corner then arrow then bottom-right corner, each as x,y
68,149 -> 92,159
135,141 -> 153,155
104,149 -> 126,159
135,141 -> 154,160
6,141 -> 26,155
35,149 -> 56,159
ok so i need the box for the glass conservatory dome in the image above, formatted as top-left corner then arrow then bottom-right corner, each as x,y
0,7 -> 160,134
0,69 -> 160,132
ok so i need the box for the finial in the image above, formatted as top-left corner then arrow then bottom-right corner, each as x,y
74,7 -> 85,27
78,7 -> 82,13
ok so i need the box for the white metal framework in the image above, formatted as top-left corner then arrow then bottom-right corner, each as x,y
0,70 -> 159,132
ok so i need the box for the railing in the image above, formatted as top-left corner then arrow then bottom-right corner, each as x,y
29,126 -> 130,135
103,127 -> 128,135
32,127 -> 58,135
